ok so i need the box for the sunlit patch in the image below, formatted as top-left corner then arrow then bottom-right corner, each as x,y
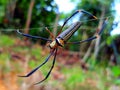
111,24 -> 120,35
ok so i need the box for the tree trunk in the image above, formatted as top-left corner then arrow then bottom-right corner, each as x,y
24,0 -> 35,41
79,31 -> 88,57
94,5 -> 106,60
53,13 -> 60,36
6,0 -> 17,23
82,41 -> 95,62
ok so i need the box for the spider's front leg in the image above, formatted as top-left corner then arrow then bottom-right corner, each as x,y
17,29 -> 52,41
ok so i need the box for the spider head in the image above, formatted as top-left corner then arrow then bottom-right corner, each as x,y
49,38 -> 65,49
49,40 -> 57,49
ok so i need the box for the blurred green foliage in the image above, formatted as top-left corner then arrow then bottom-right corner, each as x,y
0,0 -> 120,89
0,34 -> 119,89
0,0 -> 58,42
0,35 -> 15,47
111,66 -> 120,77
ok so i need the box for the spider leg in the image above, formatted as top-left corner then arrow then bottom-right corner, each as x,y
34,48 -> 58,85
98,18 -> 108,35
80,10 -> 97,19
17,30 -> 52,41
58,9 -> 97,35
67,36 -> 96,44
18,49 -> 55,77
66,18 -> 108,44
45,27 -> 55,39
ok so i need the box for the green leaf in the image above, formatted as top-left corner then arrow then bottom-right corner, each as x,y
111,66 -> 120,77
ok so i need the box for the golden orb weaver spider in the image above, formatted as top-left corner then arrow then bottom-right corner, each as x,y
17,9 -> 108,85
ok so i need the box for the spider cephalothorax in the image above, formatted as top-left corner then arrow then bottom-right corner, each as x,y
49,38 -> 65,49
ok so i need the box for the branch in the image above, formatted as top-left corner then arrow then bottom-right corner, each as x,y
24,0 -> 35,40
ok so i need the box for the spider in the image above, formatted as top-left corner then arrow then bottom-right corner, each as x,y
17,9 -> 108,85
